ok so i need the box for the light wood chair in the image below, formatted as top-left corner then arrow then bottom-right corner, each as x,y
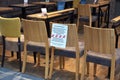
22,19 -> 50,79
77,4 -> 98,30
49,23 -> 84,80
0,17 -> 22,72
81,25 -> 120,80
90,16 -> 120,78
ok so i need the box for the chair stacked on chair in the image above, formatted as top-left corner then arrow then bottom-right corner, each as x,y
0,17 -> 23,72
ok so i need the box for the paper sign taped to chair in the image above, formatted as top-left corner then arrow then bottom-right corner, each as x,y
50,23 -> 68,48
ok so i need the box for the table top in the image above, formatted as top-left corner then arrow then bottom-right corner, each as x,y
9,3 -> 37,8
111,16 -> 120,23
53,0 -> 73,2
0,7 -> 13,12
27,8 -> 75,20
27,13 -> 62,20
90,1 -> 110,8
32,2 -> 56,5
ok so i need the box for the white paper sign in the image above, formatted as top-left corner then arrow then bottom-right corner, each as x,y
46,0 -> 49,2
50,23 -> 68,48
41,8 -> 47,16
94,0 -> 97,4
24,0 -> 28,4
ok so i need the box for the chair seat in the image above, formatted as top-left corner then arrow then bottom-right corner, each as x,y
54,42 -> 84,58
5,35 -> 24,51
80,16 -> 98,22
27,41 -> 47,54
26,38 -> 51,54
86,49 -> 120,66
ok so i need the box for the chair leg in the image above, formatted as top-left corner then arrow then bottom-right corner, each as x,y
76,53 -> 80,80
1,36 -> 6,67
45,48 -> 49,79
87,62 -> 89,75
49,47 -> 55,79
37,53 -> 40,65
116,35 -> 119,48
16,52 -> 18,59
94,64 -> 97,76
81,52 -> 87,80
34,53 -> 41,67
22,42 -> 27,73
110,57 -> 115,80
107,67 -> 111,79
33,52 -> 37,64
11,51 -> 14,57
18,37 -> 22,72
59,56 -> 65,69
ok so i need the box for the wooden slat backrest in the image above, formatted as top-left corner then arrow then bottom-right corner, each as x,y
84,25 -> 115,54
77,4 -> 92,29
22,19 -> 48,43
78,4 -> 91,18
73,0 -> 80,8
66,24 -> 79,47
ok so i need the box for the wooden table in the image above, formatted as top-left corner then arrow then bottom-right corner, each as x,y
0,7 -> 13,14
90,1 -> 110,27
32,2 -> 56,12
9,3 -> 37,18
32,2 -> 56,6
27,8 -> 75,37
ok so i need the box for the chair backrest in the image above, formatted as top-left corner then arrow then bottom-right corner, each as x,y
77,4 -> 92,29
57,1 -> 65,10
86,0 -> 99,4
80,0 -> 87,4
73,0 -> 80,8
0,17 -> 21,38
22,19 -> 49,45
84,25 -> 115,54
51,22 -> 79,48
77,4 -> 91,20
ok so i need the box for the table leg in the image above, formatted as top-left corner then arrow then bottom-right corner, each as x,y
98,6 -> 100,28
107,4 -> 110,28
21,8 -> 26,18
45,19 -> 51,38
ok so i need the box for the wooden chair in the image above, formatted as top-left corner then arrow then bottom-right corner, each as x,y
21,19 -> 50,79
91,16 -> 120,78
77,4 -> 98,29
81,25 -> 120,80
0,17 -> 22,71
49,23 -> 84,80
